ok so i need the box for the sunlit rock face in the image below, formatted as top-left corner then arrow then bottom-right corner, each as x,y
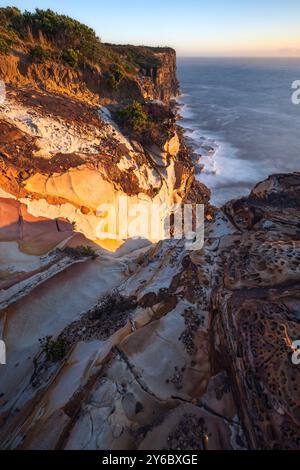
137,49 -> 179,102
0,45 -> 213,451
0,45 -> 178,106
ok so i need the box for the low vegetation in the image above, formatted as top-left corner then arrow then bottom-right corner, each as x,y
108,66 -> 125,89
106,44 -> 165,69
29,44 -> 51,63
0,6 -> 170,73
92,292 -> 138,320
0,7 -> 102,63
117,101 -> 150,131
0,36 -> 10,55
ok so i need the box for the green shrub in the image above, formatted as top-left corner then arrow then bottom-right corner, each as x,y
39,336 -> 67,362
62,48 -> 79,67
0,6 -> 173,83
29,44 -> 50,63
0,7 -> 169,74
62,245 -> 98,259
0,37 -> 10,55
0,7 -> 25,35
0,7 -> 105,65
118,101 -> 149,131
108,67 -> 125,89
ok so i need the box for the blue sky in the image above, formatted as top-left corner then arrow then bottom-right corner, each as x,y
1,0 -> 300,56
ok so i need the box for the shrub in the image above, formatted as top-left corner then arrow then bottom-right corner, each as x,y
0,37 -> 10,55
0,7 -> 105,65
39,336 -> 67,362
62,48 -> 78,67
118,101 -> 149,131
29,44 -> 50,63
0,7 -> 169,75
108,66 -> 125,89
23,9 -> 102,65
62,245 -> 98,259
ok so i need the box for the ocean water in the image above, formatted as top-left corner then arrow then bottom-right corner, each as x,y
177,58 -> 300,206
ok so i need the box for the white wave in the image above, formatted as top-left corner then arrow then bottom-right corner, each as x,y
178,101 -> 261,205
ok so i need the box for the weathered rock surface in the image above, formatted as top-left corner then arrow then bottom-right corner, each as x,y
1,173 -> 298,450
213,173 -> 300,449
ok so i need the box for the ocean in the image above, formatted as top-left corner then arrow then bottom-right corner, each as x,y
177,57 -> 300,206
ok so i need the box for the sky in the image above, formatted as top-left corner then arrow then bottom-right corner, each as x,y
1,0 -> 300,57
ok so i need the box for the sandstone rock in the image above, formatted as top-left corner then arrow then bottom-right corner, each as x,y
213,173 -> 300,449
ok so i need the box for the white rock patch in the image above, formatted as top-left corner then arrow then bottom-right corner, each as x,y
0,99 -> 101,157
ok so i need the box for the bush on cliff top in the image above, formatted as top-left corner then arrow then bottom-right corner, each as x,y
25,9 -> 103,64
0,7 -> 104,65
0,7 -> 24,34
61,48 -> 79,67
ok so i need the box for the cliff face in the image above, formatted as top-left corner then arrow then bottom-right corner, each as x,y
0,15 -> 186,243
0,46 -> 178,106
137,48 -> 179,102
